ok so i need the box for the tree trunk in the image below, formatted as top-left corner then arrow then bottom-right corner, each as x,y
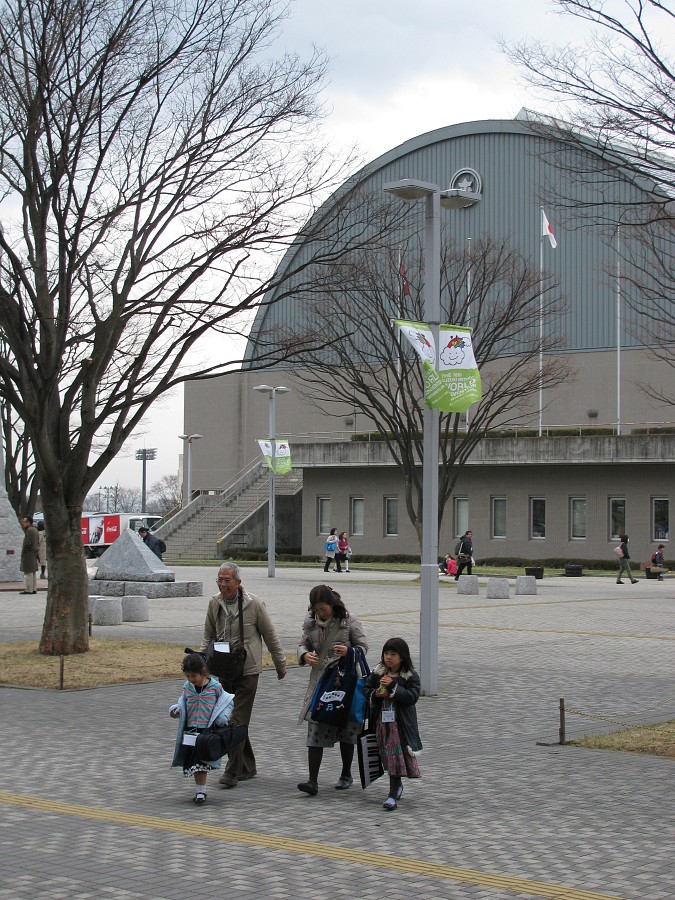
39,496 -> 89,655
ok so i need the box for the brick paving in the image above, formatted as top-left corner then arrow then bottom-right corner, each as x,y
1,566 -> 674,898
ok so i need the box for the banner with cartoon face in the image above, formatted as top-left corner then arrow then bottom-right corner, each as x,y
257,439 -> 292,474
395,319 -> 482,412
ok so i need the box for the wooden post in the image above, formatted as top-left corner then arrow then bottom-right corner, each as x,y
59,655 -> 65,691
559,697 -> 566,745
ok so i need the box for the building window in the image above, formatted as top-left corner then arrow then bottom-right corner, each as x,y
530,498 -> 546,539
454,498 -> 469,538
351,497 -> 364,536
317,498 -> 331,534
609,498 -> 625,541
652,498 -> 669,541
570,498 -> 586,540
384,497 -> 398,536
491,498 -> 506,539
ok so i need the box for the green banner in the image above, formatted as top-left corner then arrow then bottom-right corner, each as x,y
395,319 -> 482,412
257,439 -> 292,474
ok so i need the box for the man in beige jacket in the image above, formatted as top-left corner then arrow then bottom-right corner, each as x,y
201,563 -> 286,788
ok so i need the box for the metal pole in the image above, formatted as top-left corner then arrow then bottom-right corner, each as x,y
141,456 -> 147,512
616,224 -> 621,436
419,191 -> 440,696
559,697 -> 566,745
186,439 -> 193,504
268,391 -> 276,578
538,210 -> 544,437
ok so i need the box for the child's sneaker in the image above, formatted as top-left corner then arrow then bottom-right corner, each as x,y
383,796 -> 397,810
193,791 -> 207,804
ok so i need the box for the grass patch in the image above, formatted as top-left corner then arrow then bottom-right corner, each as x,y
0,640 -> 297,691
569,720 -> 675,759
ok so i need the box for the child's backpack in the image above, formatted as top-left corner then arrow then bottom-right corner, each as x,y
651,552 -> 658,565
614,545 -> 624,558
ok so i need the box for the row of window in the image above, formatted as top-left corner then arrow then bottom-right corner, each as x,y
317,496 -> 670,542
488,496 -> 669,542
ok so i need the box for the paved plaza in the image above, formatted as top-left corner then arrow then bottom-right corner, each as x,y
1,565 -> 674,899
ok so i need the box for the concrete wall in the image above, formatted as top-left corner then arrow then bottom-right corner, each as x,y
299,436 -> 675,562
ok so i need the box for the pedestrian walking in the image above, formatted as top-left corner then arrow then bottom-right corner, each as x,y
615,534 -> 638,584
200,563 -> 286,788
297,584 -> 367,796
365,637 -> 422,811
323,527 -> 340,573
337,531 -> 351,572
169,651 -> 234,805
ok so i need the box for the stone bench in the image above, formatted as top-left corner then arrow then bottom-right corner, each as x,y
486,577 -> 510,599
515,575 -> 537,595
122,594 -> 150,622
457,574 -> 479,595
92,596 -> 123,626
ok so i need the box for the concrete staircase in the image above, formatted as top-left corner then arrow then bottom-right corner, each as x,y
156,462 -> 303,560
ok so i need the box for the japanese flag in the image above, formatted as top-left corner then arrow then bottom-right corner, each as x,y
541,210 -> 557,248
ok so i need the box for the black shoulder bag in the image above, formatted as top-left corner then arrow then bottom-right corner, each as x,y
206,588 -> 247,692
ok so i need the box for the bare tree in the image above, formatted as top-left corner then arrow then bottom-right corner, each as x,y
1,400 -> 39,518
282,235 -> 570,545
505,0 -> 675,397
0,0 -> 377,654
147,473 -> 182,516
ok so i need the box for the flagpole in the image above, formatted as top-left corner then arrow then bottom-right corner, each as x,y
616,223 -> 621,435
539,208 -> 544,437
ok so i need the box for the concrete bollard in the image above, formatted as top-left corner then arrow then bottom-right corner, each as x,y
121,594 -> 150,622
486,577 -> 510,599
516,575 -> 538,595
457,574 -> 479,595
92,596 -> 123,626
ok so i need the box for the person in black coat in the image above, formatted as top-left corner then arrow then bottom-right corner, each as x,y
454,530 -> 474,580
365,637 -> 422,811
138,526 -> 163,560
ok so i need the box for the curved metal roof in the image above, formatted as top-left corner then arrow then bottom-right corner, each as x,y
244,117 -> 651,364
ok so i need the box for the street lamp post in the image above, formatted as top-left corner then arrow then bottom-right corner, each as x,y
178,434 -> 203,505
253,385 -> 290,578
383,178 -> 480,695
135,448 -> 157,513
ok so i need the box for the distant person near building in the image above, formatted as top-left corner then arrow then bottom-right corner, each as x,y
20,515 -> 40,594
652,544 -> 668,581
454,531 -> 474,580
615,534 -> 638,584
323,527 -> 340,573
337,532 -> 351,572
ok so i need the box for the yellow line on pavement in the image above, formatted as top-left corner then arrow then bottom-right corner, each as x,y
0,791 -> 625,900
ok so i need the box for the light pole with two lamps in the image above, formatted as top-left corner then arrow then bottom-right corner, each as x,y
178,434 -> 203,506
382,177 -> 480,695
253,385 -> 290,578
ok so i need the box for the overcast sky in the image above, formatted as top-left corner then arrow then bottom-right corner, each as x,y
99,0 -> 589,492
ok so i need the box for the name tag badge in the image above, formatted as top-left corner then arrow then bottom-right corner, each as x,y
214,642 -> 230,653
182,732 -> 198,746
381,706 -> 395,723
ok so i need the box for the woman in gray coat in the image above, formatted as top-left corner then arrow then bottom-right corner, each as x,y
297,584 -> 368,796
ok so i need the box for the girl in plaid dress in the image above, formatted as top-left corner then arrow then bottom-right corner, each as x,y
366,638 -> 422,811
